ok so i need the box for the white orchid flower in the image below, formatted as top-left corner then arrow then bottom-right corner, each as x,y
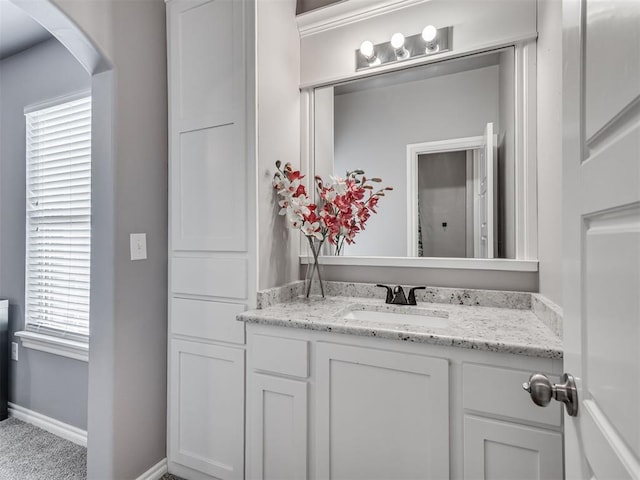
324,188 -> 337,202
290,194 -> 311,216
330,176 -> 348,195
278,197 -> 292,216
278,177 -> 300,197
289,216 -> 304,229
286,208 -> 304,229
302,221 -> 323,240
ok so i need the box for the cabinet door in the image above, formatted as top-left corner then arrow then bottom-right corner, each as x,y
168,0 -> 248,253
464,415 -> 563,480
248,373 -> 308,480
169,339 -> 244,479
315,343 -> 449,480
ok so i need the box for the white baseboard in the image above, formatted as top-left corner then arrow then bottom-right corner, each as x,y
136,458 -> 168,480
8,402 -> 88,447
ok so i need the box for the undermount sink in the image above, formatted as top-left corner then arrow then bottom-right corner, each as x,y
342,306 -> 450,329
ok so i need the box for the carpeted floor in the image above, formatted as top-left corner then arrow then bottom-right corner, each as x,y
0,417 -> 189,480
0,417 -> 87,479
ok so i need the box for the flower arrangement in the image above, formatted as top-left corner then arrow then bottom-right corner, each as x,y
273,160 -> 392,296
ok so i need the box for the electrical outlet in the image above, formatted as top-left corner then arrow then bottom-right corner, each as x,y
129,233 -> 147,261
11,342 -> 18,361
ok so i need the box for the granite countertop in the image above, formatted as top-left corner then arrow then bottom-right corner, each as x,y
238,283 -> 563,359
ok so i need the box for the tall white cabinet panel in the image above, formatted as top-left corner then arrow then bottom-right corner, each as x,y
169,0 -> 247,252
248,374 -> 308,480
315,343 -> 450,480
170,340 -> 245,479
174,124 -> 246,251
463,415 -> 563,479
167,0 -> 255,478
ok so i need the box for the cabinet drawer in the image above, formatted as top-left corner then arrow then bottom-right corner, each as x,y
463,363 -> 561,427
171,297 -> 245,345
251,334 -> 309,378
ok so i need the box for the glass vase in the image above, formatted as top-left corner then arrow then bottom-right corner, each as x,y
305,236 -> 325,298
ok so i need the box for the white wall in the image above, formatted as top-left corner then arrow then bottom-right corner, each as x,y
0,38 -> 90,429
257,0 -> 301,290
334,65 -> 499,256
536,0 -> 563,306
47,0 -> 169,477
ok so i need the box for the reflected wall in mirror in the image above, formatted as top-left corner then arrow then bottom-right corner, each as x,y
314,48 -> 516,259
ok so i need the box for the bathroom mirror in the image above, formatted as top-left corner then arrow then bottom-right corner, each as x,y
313,48 -> 519,259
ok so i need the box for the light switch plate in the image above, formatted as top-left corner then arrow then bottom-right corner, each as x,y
130,233 -> 147,260
11,342 -> 18,361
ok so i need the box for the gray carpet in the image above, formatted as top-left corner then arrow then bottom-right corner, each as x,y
0,417 -> 87,479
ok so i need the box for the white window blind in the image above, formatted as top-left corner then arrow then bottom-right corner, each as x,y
25,95 -> 91,341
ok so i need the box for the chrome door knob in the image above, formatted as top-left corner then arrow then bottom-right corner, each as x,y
522,372 -> 579,417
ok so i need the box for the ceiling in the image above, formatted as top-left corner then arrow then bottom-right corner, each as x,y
0,0 -> 52,61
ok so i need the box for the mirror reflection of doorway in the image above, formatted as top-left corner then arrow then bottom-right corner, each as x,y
417,151 -> 469,258
408,123 -> 497,258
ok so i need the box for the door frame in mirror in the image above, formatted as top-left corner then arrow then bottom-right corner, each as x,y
301,42 -> 539,272
406,135 -> 485,258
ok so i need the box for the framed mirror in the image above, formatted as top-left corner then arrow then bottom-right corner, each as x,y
310,46 -> 537,267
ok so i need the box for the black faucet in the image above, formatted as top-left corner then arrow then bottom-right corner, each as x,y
376,285 -> 426,305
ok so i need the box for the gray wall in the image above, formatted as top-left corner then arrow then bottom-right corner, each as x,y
537,0 -> 563,307
48,0 -> 169,477
0,38 -> 90,429
418,152 -> 467,257
334,65 -> 499,256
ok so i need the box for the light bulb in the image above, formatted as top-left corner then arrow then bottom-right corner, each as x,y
422,25 -> 437,42
360,40 -> 375,59
390,33 -> 405,49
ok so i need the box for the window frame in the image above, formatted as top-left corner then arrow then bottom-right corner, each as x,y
20,91 -> 92,360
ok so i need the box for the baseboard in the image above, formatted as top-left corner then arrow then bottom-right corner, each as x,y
136,458 -> 168,480
8,402 -> 87,447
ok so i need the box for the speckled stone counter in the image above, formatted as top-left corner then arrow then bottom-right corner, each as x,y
240,282 -> 563,359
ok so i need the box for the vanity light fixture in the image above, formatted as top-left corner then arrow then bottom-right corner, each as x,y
359,40 -> 380,66
355,25 -> 452,71
390,33 -> 409,60
421,25 -> 439,53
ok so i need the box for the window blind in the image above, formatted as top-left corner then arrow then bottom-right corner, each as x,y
25,95 -> 91,341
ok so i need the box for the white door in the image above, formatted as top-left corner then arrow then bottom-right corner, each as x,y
563,0 -> 640,478
474,122 -> 496,258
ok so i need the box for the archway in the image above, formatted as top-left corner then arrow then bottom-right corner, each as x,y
4,0 -> 115,475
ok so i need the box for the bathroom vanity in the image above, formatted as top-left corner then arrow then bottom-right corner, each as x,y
240,285 -> 564,479
164,0 -> 560,478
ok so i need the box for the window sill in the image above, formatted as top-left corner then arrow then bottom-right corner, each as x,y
15,331 -> 88,362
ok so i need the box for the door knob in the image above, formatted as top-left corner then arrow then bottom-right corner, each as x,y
522,372 -> 578,417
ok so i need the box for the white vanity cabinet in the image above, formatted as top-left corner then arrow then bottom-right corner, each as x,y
314,342 -> 450,480
246,324 -> 564,480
